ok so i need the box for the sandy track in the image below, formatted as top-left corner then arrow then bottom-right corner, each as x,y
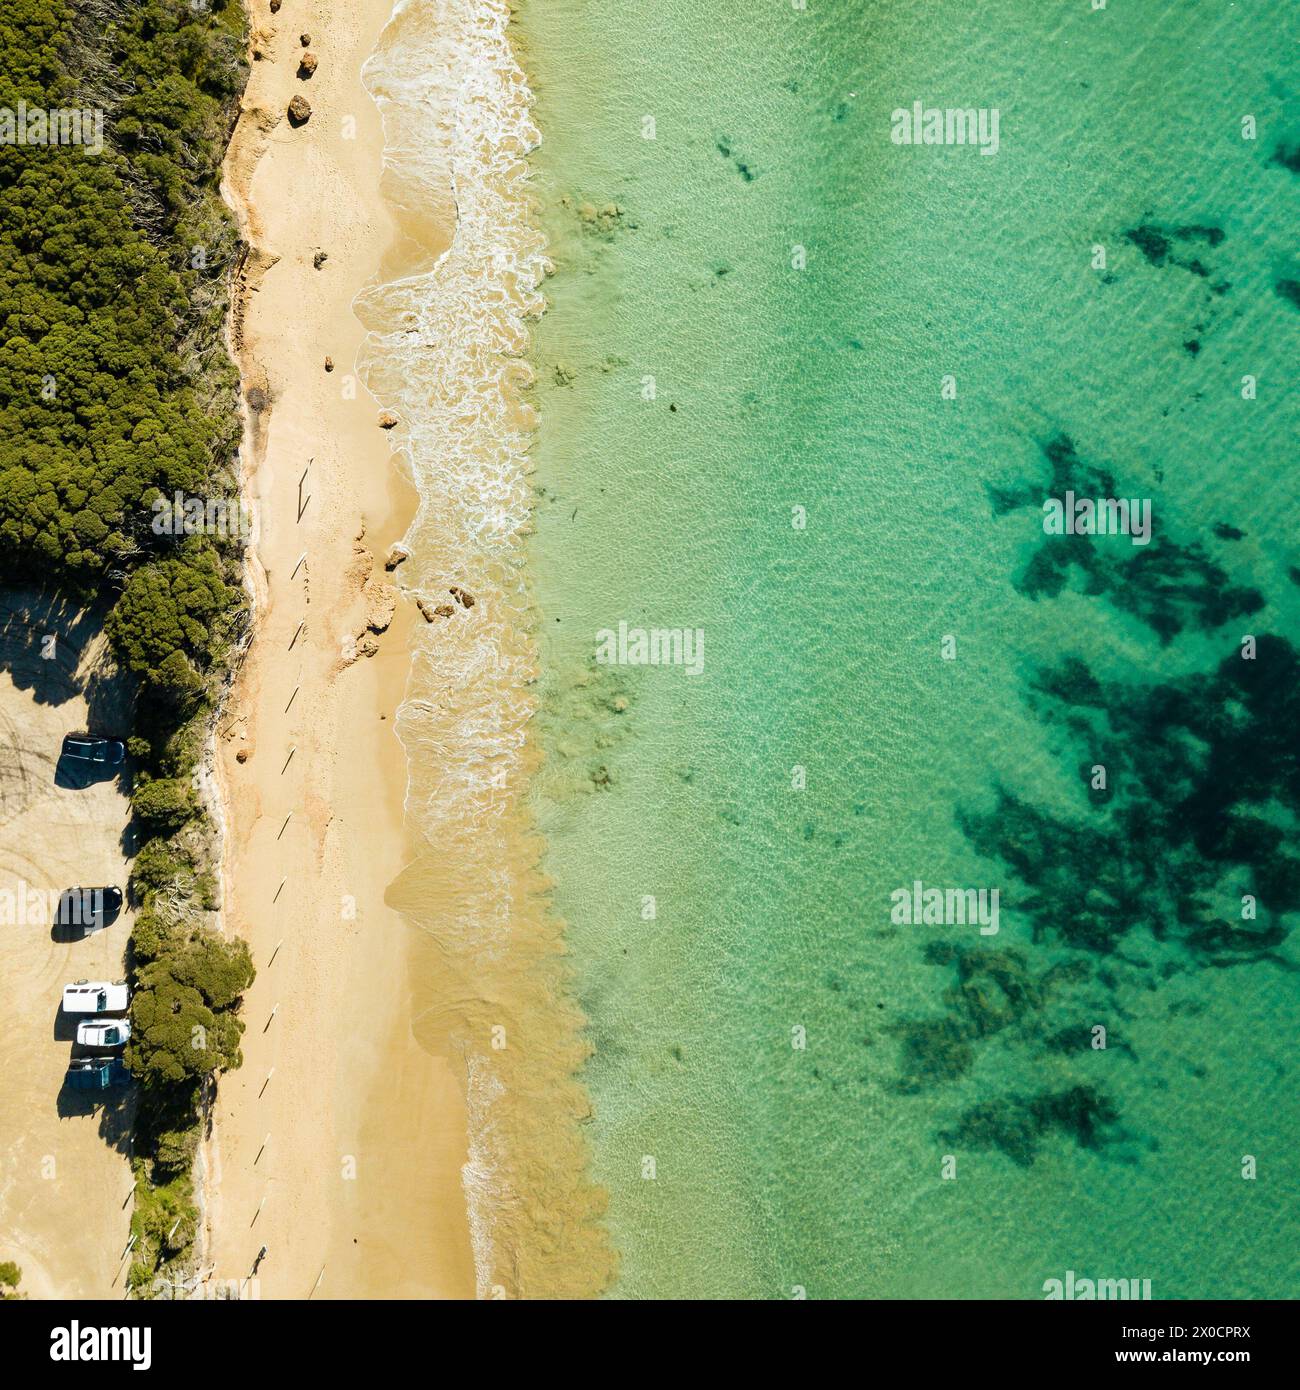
0,592 -> 135,1299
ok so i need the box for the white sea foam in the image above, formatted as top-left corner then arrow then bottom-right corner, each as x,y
461,1051 -> 507,1300
359,0 -> 551,1298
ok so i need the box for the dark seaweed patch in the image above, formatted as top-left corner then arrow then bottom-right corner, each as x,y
940,1085 -> 1121,1167
1275,279 -> 1300,311
1119,223 -> 1231,349
1043,1025 -> 1136,1060
715,135 -> 758,182
1269,142 -> 1300,174
901,442 -> 1295,1166
1123,223 -> 1226,282
1172,224 -> 1225,247
891,943 -> 1093,1094
1002,434 -> 1264,643
963,634 -> 1300,964
892,1016 -> 975,1090
1124,225 -> 1171,266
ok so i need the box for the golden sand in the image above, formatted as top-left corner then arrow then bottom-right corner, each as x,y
204,0 -> 474,1299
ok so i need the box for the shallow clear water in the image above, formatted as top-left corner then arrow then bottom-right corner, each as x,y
520,0 -> 1300,1297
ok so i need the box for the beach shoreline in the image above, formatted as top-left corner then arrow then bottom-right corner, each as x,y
346,0 -> 618,1297
203,0 -> 616,1301
203,0 -> 474,1299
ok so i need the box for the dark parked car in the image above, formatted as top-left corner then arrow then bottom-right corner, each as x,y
55,886 -> 123,933
61,734 -> 126,766
66,1057 -> 130,1091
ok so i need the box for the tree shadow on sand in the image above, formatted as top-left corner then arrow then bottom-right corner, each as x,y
0,589 -> 135,797
0,589 -> 112,706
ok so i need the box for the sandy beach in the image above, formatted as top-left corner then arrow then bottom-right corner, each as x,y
203,0 -> 474,1299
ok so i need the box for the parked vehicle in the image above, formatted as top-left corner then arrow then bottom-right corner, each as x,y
76,1018 -> 131,1048
60,734 -> 126,766
66,1057 -> 130,1091
55,886 -> 123,933
61,981 -> 129,1015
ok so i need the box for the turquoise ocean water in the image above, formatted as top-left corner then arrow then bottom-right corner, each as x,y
518,0 -> 1300,1297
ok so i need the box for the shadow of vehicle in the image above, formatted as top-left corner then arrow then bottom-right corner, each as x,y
56,1066 -> 135,1131
53,1008 -> 80,1043
54,757 -> 122,790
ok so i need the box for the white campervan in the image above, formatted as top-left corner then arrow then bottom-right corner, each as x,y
61,981 -> 129,1015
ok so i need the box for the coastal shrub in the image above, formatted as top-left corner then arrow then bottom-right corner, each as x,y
153,1126 -> 200,1177
0,1262 -> 22,1299
127,932 -> 253,1083
0,0 -> 246,692
167,932 -> 255,1011
126,1160 -> 197,1294
129,906 -> 174,963
196,870 -> 221,912
131,777 -> 199,832
127,965 -> 242,1084
129,838 -> 193,897
154,715 -> 215,782
107,551 -> 237,693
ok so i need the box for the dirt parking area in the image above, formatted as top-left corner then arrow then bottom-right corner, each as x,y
0,592 -> 136,1298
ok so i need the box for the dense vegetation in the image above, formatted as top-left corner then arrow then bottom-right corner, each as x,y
0,0 -> 252,1294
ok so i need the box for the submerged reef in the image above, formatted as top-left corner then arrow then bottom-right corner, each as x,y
1116,219 -> 1232,312
891,943 -> 1093,1094
896,432 -> 1295,1164
1123,222 -> 1225,276
976,435 -> 1297,960
991,434 -> 1264,642
940,1085 -> 1122,1168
